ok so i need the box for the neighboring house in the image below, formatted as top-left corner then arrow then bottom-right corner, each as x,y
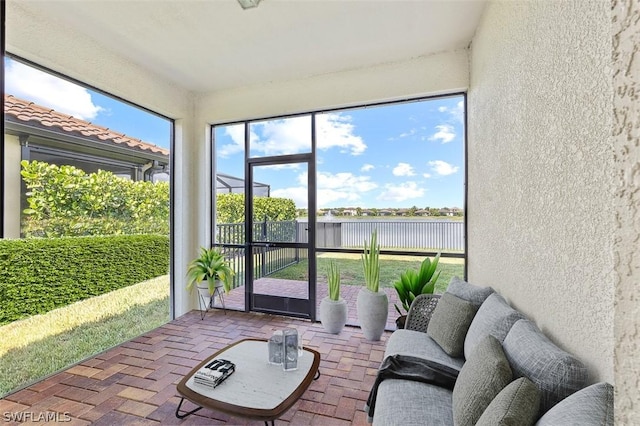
4,94 -> 170,180
3,94 -> 170,238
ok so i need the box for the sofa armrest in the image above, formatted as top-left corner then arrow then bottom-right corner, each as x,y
404,294 -> 441,333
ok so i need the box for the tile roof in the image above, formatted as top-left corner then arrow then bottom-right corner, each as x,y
4,94 -> 169,157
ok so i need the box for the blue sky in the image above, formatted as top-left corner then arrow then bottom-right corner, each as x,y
215,96 -> 465,210
4,58 -> 171,149
6,58 -> 464,210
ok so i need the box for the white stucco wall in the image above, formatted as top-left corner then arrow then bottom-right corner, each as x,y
468,0 -> 614,383
3,134 -> 21,239
198,50 -> 469,123
612,1 -> 640,422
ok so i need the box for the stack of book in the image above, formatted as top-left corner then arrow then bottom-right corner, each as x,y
193,359 -> 235,389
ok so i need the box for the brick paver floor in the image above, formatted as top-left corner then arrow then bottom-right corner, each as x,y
214,278 -> 403,331
0,310 -> 390,425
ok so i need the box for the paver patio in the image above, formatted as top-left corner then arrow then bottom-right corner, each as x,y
0,309 -> 390,425
214,278 -> 403,331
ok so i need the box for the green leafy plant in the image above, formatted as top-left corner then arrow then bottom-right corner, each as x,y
186,247 -> 235,294
362,229 -> 380,293
327,261 -> 341,301
20,160 -> 169,237
393,253 -> 441,315
216,193 -> 297,224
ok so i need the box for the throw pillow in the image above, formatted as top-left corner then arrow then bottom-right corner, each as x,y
502,320 -> 587,415
535,382 -> 614,426
446,276 -> 494,307
427,292 -> 478,357
452,335 -> 513,426
463,293 -> 525,359
475,377 -> 541,426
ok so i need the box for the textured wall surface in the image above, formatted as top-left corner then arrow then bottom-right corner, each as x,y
468,1 -> 614,382
613,0 -> 640,422
3,135 -> 21,239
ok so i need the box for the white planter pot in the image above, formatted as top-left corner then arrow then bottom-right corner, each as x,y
319,297 -> 348,334
196,282 -> 214,309
356,288 -> 388,341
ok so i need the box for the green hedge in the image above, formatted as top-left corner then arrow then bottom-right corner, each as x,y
0,235 -> 169,325
21,160 -> 170,237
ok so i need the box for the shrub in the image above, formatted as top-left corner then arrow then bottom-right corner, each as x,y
21,161 -> 169,237
217,193 -> 296,223
0,235 -> 169,325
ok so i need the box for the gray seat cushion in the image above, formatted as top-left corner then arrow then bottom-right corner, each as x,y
384,329 -> 465,372
446,276 -> 494,307
452,335 -> 513,426
475,377 -> 541,426
535,382 -> 614,426
373,379 -> 453,426
427,292 -> 478,357
464,292 -> 525,359
502,319 -> 588,415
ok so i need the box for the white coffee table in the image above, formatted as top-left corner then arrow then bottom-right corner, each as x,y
176,338 -> 321,425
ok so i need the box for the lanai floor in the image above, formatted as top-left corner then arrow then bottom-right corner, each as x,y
0,310 -> 389,425
212,278 -> 403,331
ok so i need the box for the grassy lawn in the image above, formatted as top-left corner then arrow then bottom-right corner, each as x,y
269,253 -> 464,294
0,275 -> 170,397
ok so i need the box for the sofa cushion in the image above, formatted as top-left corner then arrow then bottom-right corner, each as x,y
502,319 -> 588,414
427,292 -> 478,357
446,276 -> 494,307
535,382 -> 614,426
475,377 -> 541,426
372,379 -> 453,426
384,329 -> 465,372
464,293 -> 525,359
452,335 -> 512,426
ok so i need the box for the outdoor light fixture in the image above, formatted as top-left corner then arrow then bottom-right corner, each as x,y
237,0 -> 262,9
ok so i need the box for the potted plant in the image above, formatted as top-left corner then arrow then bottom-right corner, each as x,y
186,247 -> 235,309
356,229 -> 388,341
319,260 -> 348,334
393,253 -> 441,329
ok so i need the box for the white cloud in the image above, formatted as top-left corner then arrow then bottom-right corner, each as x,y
250,115 -> 312,156
438,101 -> 464,123
429,124 -> 456,144
398,128 -> 417,138
243,112 -> 366,157
423,173 -> 432,178
392,162 -> 415,177
361,164 -> 375,172
5,60 -> 104,121
275,171 -> 377,208
377,181 -> 424,202
217,124 -> 245,158
428,160 -> 459,176
316,113 -> 367,155
452,101 -> 465,123
272,187 -> 308,208
316,171 -> 377,192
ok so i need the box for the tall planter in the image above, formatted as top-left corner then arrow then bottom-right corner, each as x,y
357,288 -> 388,341
319,297 -> 348,334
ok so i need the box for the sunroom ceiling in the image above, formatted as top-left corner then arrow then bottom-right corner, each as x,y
10,0 -> 486,94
